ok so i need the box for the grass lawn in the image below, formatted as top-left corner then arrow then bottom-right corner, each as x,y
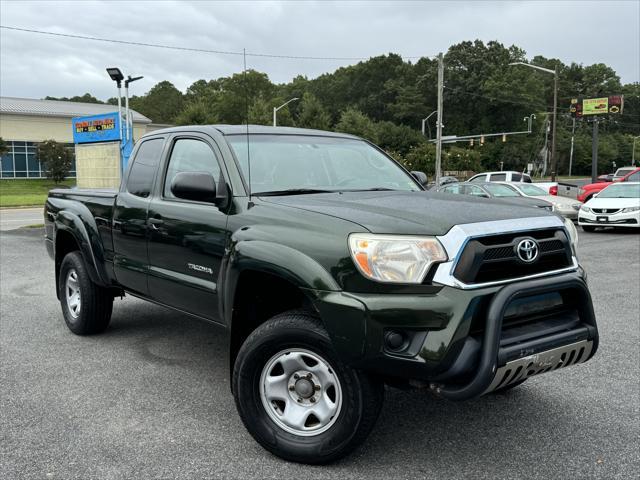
0,179 -> 76,207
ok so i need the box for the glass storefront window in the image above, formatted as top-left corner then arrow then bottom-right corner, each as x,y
0,141 -> 76,179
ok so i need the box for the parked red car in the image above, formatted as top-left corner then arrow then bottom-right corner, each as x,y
577,167 -> 640,202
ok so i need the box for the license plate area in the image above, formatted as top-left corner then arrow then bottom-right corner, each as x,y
597,216 -> 608,222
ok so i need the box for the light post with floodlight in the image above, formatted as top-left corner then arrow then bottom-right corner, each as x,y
106,67 -> 124,140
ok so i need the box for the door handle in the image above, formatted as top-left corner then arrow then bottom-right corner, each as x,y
148,218 -> 164,230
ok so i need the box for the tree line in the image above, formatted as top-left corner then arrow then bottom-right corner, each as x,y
47,40 -> 639,177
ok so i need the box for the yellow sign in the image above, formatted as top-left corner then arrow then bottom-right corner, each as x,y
583,97 -> 609,116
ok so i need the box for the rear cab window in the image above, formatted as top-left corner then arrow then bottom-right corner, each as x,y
489,173 -> 507,181
126,138 -> 164,198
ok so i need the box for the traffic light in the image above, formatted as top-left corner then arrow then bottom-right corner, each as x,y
469,138 -> 474,147
502,134 -> 507,143
480,136 -> 485,146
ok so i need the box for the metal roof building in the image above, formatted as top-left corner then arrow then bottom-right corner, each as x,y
0,96 -> 153,179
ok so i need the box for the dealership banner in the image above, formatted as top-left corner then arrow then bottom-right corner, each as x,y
570,95 -> 624,117
72,112 -> 121,144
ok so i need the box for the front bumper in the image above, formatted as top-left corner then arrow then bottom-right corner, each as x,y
312,271 -> 598,401
578,210 -> 639,227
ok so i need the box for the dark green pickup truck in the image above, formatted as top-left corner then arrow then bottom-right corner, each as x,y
45,126 -> 598,463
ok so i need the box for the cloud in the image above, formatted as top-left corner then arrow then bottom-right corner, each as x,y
0,0 -> 638,101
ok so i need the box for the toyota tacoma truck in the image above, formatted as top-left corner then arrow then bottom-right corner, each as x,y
45,126 -> 599,464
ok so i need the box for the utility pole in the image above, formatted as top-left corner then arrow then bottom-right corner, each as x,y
568,117 -> 576,177
591,117 -> 599,183
435,52 -> 444,188
550,63 -> 558,181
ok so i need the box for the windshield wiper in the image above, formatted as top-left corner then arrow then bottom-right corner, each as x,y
342,187 -> 398,192
255,188 -> 337,196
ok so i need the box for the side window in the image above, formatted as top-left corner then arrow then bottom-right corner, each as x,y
523,174 -> 532,183
443,184 -> 461,194
164,139 -> 221,199
467,185 -> 489,197
511,173 -> 522,182
126,138 -> 164,198
626,171 -> 640,182
490,173 -> 507,181
469,174 -> 485,183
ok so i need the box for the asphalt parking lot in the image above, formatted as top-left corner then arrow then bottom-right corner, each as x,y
1,227 -> 638,479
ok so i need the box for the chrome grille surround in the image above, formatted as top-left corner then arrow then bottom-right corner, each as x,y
433,216 -> 578,289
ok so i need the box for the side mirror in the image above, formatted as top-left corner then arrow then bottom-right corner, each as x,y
411,171 -> 428,186
171,171 -> 217,203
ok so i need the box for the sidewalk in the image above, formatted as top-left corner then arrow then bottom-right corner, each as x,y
0,207 -> 44,231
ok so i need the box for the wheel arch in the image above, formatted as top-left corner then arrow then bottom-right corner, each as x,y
222,240 -> 341,378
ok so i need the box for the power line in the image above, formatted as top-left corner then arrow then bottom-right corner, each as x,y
0,25 -> 428,61
443,86 -> 549,110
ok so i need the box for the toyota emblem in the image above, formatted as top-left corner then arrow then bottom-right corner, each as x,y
516,238 -> 539,263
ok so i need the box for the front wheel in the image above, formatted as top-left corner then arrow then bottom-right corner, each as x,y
232,310 -> 384,464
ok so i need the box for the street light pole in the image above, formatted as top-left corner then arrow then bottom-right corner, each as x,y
509,61 -> 558,181
273,98 -> 299,127
421,110 -> 437,138
124,75 -> 143,142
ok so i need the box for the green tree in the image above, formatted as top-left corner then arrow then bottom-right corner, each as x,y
335,107 -> 378,142
402,143 -> 437,174
37,140 -> 73,183
297,93 -> 331,130
130,81 -> 185,124
248,97 -> 273,125
0,137 -> 8,157
175,101 -> 216,125
45,93 -> 103,104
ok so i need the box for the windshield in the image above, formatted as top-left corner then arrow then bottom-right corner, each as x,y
598,183 -> 640,198
226,134 -> 420,194
614,168 -> 635,177
483,183 -> 521,197
518,184 -> 547,196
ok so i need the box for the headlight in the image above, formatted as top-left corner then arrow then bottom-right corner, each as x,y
621,206 -> 640,213
563,217 -> 579,253
349,234 -> 447,283
580,205 -> 591,213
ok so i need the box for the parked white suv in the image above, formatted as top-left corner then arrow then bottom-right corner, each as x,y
468,171 -> 532,183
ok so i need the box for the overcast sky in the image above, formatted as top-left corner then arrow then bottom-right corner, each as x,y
1,0 -> 638,101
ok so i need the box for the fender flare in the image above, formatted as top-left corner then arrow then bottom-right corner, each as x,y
220,239 -> 341,326
54,207 -> 110,287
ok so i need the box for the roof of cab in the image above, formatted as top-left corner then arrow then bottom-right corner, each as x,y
141,124 -> 360,140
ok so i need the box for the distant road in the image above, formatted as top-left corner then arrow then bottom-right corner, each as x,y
0,207 -> 44,231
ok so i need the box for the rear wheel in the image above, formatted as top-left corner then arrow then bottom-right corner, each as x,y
59,252 -> 113,335
581,225 -> 596,232
232,310 -> 384,464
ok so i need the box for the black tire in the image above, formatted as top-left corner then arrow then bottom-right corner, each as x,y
581,225 -> 596,232
490,379 -> 527,394
58,251 -> 113,335
232,310 -> 384,464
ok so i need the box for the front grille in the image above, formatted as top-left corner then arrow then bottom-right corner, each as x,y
453,228 -> 573,284
592,208 -> 621,214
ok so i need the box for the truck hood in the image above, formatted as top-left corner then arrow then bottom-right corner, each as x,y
260,191 -> 553,236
